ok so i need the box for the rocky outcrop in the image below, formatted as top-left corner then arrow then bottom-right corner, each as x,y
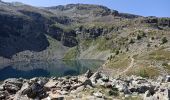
143,17 -> 170,27
0,70 -> 169,100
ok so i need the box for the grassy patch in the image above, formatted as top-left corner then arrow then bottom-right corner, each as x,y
148,49 -> 170,61
127,66 -> 160,78
80,39 -> 93,50
162,62 -> 170,74
124,96 -> 142,100
81,85 -> 119,99
95,37 -> 110,51
63,47 -> 78,60
106,54 -> 130,70
46,35 -> 60,50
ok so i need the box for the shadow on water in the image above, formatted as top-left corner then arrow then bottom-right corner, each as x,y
0,59 -> 104,80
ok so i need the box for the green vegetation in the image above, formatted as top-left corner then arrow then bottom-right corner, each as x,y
81,85 -> 119,99
161,37 -> 168,44
127,66 -> 160,78
129,38 -> 135,44
148,49 -> 170,60
106,54 -> 130,70
50,23 -> 76,33
124,96 -> 142,100
162,62 -> 170,74
63,47 -> 78,60
95,37 -> 111,51
80,39 -> 93,50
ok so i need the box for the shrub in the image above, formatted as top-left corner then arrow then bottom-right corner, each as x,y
115,50 -> 119,55
147,43 -> 151,47
137,34 -> 142,40
129,39 -> 135,44
162,62 -> 168,66
161,37 -> 168,44
139,69 -> 149,78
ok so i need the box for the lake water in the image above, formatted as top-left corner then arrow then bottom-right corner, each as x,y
0,60 -> 104,80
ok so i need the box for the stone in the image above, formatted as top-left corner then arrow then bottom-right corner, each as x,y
23,82 -> 47,99
101,74 -> 109,82
137,85 -> 150,93
76,85 -> 84,92
4,84 -> 20,94
45,80 -> 58,88
0,85 -> 4,91
63,84 -> 71,91
13,93 -> 29,100
48,92 -> 62,100
70,77 -> 78,83
97,79 -> 105,86
90,71 -> 101,83
59,91 -> 69,95
38,79 -> 48,86
30,77 -> 39,83
144,90 -> 151,98
84,70 -> 93,78
0,91 -> 9,100
165,75 -> 170,82
82,78 -> 93,87
93,91 -> 103,98
71,86 -> 84,94
4,78 -> 23,88
123,85 -> 131,94
164,89 -> 170,99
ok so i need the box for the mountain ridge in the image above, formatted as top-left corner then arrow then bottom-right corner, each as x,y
0,1 -> 170,77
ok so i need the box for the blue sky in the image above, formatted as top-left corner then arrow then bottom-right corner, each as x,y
2,0 -> 170,17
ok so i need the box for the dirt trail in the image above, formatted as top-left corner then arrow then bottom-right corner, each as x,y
116,56 -> 135,77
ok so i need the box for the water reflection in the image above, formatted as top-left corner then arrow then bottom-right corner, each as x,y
0,60 -> 104,80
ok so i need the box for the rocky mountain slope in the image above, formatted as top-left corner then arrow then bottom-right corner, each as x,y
0,1 -> 170,77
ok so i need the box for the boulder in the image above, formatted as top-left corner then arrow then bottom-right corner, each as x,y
0,91 -> 9,100
46,91 -> 64,100
63,84 -> 71,91
4,84 -> 20,94
82,78 -> 93,87
101,74 -> 109,82
84,70 -> 93,78
45,80 -> 58,88
93,91 -> 104,98
165,75 -> 170,82
0,85 -> 4,91
71,77 -> 78,82
4,78 -> 23,88
90,71 -> 101,84
137,85 -> 150,93
22,82 -> 47,99
144,90 -> 151,98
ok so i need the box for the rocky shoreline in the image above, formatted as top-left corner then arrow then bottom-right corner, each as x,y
0,70 -> 169,100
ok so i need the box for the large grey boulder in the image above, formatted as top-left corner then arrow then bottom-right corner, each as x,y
93,91 -> 104,98
4,84 -> 20,94
0,91 -> 9,100
82,78 -> 93,87
90,71 -> 102,84
84,70 -> 93,78
22,82 -> 48,99
4,78 -> 23,88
